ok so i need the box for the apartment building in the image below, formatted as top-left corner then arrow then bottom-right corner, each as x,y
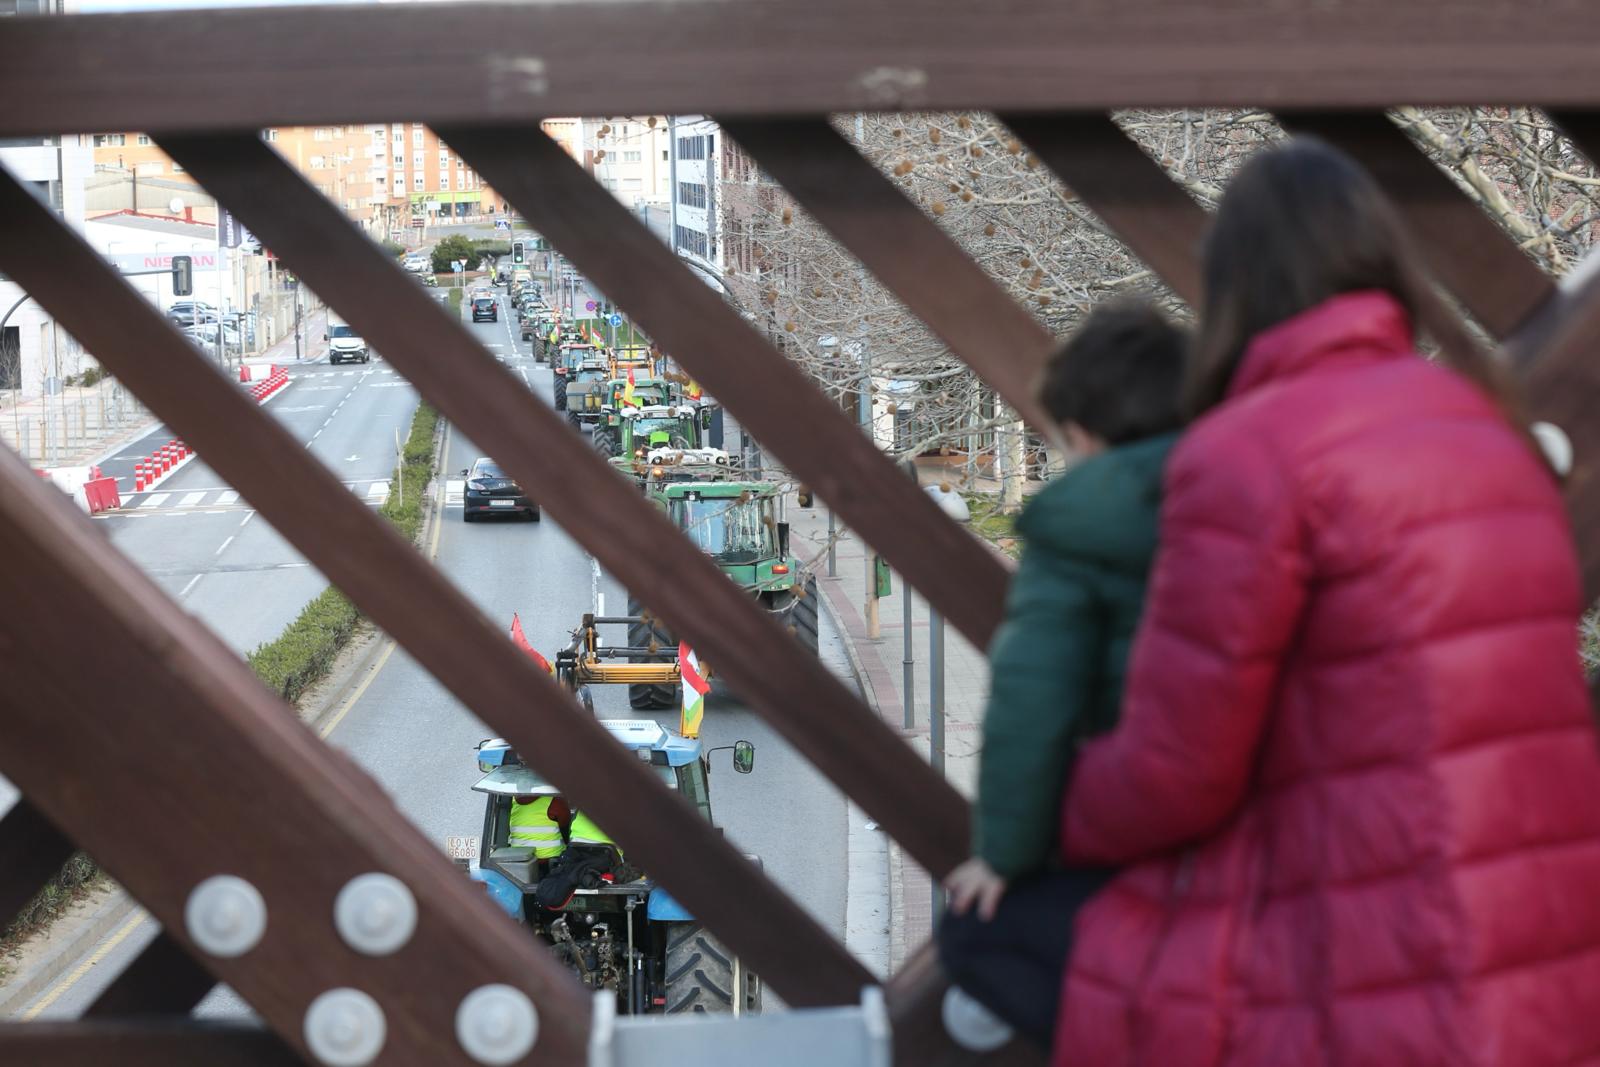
668,117 -> 726,290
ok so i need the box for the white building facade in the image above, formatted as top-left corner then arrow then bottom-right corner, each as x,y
0,133 -> 93,397
668,116 -> 725,292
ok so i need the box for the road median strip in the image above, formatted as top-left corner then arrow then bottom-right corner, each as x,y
1,395 -> 442,1007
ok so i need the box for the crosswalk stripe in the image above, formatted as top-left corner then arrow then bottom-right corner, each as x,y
365,481 -> 389,501
217,491 -> 239,505
177,491 -> 206,508
138,493 -> 171,509
445,478 -> 465,505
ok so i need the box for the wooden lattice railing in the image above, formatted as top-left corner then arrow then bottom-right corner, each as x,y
4,3 -> 1600,1065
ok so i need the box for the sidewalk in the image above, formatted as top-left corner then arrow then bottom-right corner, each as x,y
0,303 -> 326,471
784,492 -> 994,973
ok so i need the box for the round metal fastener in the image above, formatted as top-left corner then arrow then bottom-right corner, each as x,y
304,987 -> 386,1067
456,984 -> 539,1065
941,985 -> 1013,1052
184,874 -> 267,958
334,873 -> 417,956
1532,421 -> 1574,477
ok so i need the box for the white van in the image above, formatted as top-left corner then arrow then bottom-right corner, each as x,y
325,313 -> 370,365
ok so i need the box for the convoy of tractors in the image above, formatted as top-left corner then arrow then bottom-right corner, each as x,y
454,255 -> 821,1017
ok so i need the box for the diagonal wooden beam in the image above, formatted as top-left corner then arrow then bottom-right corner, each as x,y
0,164 -> 869,1008
0,799 -> 77,930
1001,114 -> 1208,306
885,941 -> 1045,1067
85,932 -> 215,1019
0,1020 -> 298,1067
445,124 -> 1010,649
719,118 -> 1055,432
0,442 -> 590,1062
11,3 -> 1600,136
1507,264 -> 1600,600
161,131 -> 970,887
1279,111 -> 1554,339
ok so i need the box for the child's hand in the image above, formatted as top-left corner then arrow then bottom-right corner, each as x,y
945,857 -> 1008,921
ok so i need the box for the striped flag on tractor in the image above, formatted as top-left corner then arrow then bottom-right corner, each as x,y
509,612 -> 555,676
622,366 -> 639,409
679,641 -> 710,739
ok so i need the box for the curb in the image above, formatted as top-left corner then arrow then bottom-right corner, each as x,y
0,889 -> 138,1018
810,535 -> 894,980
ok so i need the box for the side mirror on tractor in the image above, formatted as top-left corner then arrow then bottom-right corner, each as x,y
776,521 -> 790,559
733,740 -> 755,774
796,486 -> 814,508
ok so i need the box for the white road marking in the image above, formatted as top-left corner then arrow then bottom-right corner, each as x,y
138,492 -> 171,509
276,562 -> 310,569
215,535 -> 234,555
177,491 -> 206,508
367,382 -> 408,388
217,491 -> 239,505
445,478 -> 465,505
239,511 -> 255,527
179,574 -> 203,597
365,480 -> 390,502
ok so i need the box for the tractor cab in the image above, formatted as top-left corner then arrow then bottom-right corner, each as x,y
660,481 -> 800,578
461,726 -> 760,1016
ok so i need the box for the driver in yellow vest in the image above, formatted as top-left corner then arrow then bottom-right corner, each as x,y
567,809 -> 621,859
509,794 -> 570,867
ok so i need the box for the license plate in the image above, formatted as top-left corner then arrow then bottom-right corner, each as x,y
444,834 -> 479,860
489,500 -> 515,508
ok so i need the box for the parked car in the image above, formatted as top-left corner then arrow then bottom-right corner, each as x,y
167,301 -> 218,327
471,296 -> 498,323
461,458 -> 537,522
182,321 -> 241,350
402,255 -> 429,273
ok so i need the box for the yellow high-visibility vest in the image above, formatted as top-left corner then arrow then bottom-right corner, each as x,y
568,811 -> 621,858
508,796 -> 565,859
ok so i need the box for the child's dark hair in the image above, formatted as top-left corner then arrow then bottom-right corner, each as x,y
1035,299 -> 1188,445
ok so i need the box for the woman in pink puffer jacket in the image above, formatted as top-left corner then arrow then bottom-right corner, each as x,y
1053,138 -> 1600,1067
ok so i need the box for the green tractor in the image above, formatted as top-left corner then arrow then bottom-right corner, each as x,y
593,386 -> 690,457
552,341 -> 602,412
626,480 -> 818,709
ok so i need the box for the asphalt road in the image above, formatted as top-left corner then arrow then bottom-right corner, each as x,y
11,281 -> 852,1019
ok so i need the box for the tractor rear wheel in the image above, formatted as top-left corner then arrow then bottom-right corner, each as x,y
627,596 -> 680,710
664,923 -> 760,1015
594,426 -> 618,458
790,574 -> 820,656
553,377 -> 567,411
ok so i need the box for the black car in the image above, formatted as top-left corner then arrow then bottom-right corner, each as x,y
461,458 -> 538,522
471,296 -> 498,322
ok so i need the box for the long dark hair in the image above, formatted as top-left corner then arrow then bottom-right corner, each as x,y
1188,136 -> 1521,427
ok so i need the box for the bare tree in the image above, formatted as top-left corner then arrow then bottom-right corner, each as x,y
718,108 -> 1599,509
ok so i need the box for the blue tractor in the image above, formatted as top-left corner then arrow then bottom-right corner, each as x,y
463,721 -> 762,1015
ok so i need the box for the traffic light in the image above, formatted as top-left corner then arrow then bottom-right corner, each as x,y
512,241 -> 525,265
171,255 -> 193,296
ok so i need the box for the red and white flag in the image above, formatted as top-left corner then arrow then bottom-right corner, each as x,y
509,612 -> 555,675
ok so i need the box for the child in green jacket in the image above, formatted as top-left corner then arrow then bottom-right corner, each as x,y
938,299 -> 1187,1052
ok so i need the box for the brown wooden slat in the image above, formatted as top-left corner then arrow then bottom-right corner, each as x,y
0,158 -> 869,1008
1001,114 -> 1208,306
885,942 -> 1045,1067
444,124 -> 1010,649
0,451 -> 588,1063
1279,111 -> 1554,338
1510,268 -> 1600,601
0,1021 -> 299,1067
161,132 -> 971,887
86,932 -> 214,1019
720,118 -> 1056,432
0,799 -> 77,928
9,3 -> 1600,136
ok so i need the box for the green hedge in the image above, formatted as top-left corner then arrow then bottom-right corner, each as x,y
380,237 -> 407,259
2,398 -> 446,969
472,239 -> 511,258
